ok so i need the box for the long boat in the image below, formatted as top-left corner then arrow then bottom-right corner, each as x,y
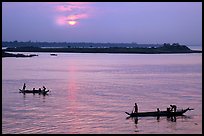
19,89 -> 49,95
125,108 -> 193,117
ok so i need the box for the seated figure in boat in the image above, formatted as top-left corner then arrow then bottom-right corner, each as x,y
42,86 -> 47,93
33,88 -> 36,93
42,86 -> 46,91
39,88 -> 42,92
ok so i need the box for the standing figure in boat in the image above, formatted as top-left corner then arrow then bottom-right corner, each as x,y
133,103 -> 138,113
23,83 -> 26,90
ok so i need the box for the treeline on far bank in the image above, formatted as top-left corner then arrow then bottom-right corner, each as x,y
2,43 -> 202,54
2,41 -> 159,48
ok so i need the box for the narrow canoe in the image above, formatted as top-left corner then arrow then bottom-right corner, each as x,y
125,108 -> 193,117
19,89 -> 49,94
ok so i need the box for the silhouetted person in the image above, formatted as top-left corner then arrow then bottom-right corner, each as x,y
32,88 -> 36,94
170,105 -> 177,112
39,88 -> 41,93
157,108 -> 160,112
42,86 -> 46,91
133,103 -> 138,113
23,83 -> 26,90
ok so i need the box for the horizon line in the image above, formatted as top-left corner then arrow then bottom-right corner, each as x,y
2,41 -> 201,46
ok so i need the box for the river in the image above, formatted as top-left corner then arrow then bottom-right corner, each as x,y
2,53 -> 202,134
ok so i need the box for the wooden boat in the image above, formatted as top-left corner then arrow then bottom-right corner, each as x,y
125,108 -> 193,117
19,89 -> 49,95
50,53 -> 57,56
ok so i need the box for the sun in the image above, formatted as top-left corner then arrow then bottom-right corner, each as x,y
68,21 -> 77,26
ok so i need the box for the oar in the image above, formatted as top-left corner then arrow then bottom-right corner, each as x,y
125,112 -> 131,115
187,107 -> 194,111
125,106 -> 135,115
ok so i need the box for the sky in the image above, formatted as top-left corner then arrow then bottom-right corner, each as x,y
2,2 -> 202,45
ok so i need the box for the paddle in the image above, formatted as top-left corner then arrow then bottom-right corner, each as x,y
125,106 -> 135,116
125,112 -> 131,115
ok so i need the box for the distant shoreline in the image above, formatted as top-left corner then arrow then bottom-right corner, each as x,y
2,43 -> 202,58
2,44 -> 202,56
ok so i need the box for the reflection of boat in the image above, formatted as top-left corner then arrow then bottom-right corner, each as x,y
19,89 -> 49,95
125,108 -> 193,117
127,114 -> 191,124
50,53 -> 57,56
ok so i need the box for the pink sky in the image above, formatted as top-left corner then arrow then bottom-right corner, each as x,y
2,2 -> 202,45
54,2 -> 92,26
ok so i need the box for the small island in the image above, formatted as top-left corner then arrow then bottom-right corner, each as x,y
2,42 -> 202,54
2,50 -> 38,58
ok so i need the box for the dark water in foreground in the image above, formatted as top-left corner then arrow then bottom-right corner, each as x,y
2,53 -> 202,134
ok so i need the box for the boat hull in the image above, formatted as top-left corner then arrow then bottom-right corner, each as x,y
125,108 -> 193,117
19,89 -> 49,95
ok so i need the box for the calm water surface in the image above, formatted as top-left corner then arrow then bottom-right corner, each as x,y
2,53 -> 202,134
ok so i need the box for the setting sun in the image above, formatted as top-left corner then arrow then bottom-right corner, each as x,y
68,21 -> 77,26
